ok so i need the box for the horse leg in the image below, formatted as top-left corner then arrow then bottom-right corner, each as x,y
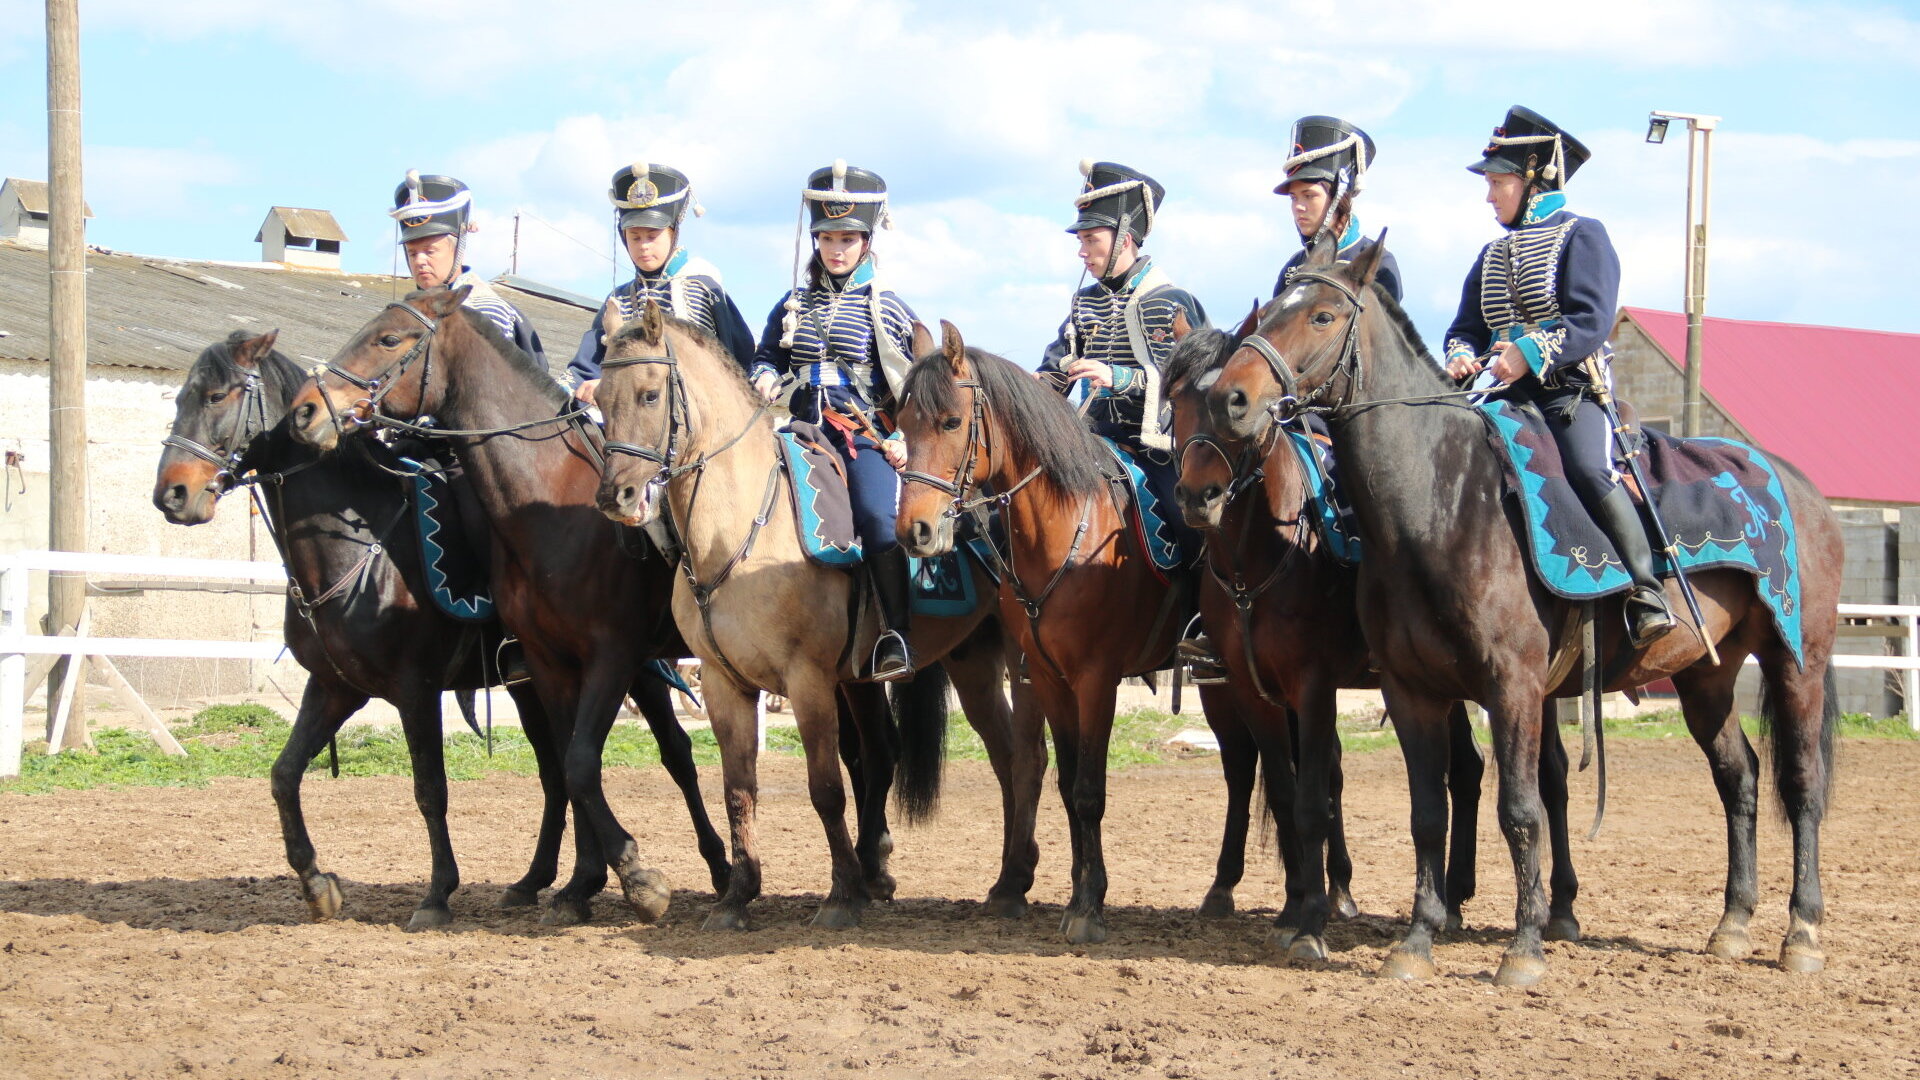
1032,673 -> 1087,927
946,640 -> 1040,918
1758,654 -> 1833,974
842,681 -> 899,903
270,677 -> 366,922
1283,682 -> 1341,961
791,673 -> 868,929
1538,706 -> 1580,943
1442,701 -> 1484,932
632,674 -> 730,895
1488,687 -> 1552,988
566,661 -> 671,923
1197,692 -> 1258,919
1672,658 -> 1759,961
1377,683 -> 1454,981
1325,729 -> 1360,922
394,682 -> 459,931
702,675 -> 764,931
533,670 -> 609,927
1060,676 -> 1119,945
500,681 -> 567,909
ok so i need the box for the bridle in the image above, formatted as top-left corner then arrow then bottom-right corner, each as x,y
898,378 -> 1041,519
162,367 -> 271,497
1231,269 -> 1369,424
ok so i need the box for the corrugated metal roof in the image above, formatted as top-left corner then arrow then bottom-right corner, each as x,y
0,241 -> 593,376
2,177 -> 95,217
1621,307 -> 1920,505
255,207 -> 349,243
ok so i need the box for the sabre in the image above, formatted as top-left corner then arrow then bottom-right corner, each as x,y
1585,359 -> 1721,667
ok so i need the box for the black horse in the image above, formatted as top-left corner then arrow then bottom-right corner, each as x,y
1208,241 -> 1843,985
155,330 -> 727,928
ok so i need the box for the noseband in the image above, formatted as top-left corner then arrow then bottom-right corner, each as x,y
163,366 -> 269,495
1232,270 -> 1367,423
899,378 -> 1041,518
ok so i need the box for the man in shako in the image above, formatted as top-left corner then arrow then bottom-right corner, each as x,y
1442,106 -> 1675,646
569,162 -> 756,403
1274,115 -> 1401,302
748,162 -> 921,681
391,171 -> 546,366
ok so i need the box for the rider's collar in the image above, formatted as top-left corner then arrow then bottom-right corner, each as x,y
822,254 -> 876,293
1098,256 -> 1153,293
635,248 -> 690,282
1513,190 -> 1567,229
1301,215 -> 1363,253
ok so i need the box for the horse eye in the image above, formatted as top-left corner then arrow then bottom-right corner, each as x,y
379,334 -> 403,348
942,416 -> 963,432
643,389 -> 661,405
206,391 -> 228,403
1312,311 -> 1336,327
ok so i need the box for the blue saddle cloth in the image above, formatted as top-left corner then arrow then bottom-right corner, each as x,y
1096,436 -> 1184,573
396,456 -> 494,622
1479,399 -> 1804,664
775,423 -> 982,618
1284,421 -> 1363,565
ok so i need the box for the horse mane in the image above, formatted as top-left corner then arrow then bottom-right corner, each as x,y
187,329 -> 309,411
900,346 -> 1110,499
1365,280 -> 1438,370
437,299 -> 570,413
607,311 -> 753,398
1164,325 -> 1236,391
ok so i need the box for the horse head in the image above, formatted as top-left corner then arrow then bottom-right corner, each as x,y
1207,234 -> 1390,441
1168,322 -> 1251,531
594,298 -> 678,527
895,320 -> 986,558
286,287 -> 471,451
153,329 -> 283,524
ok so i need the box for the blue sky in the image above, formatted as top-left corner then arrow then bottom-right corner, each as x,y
2,0 -> 1917,363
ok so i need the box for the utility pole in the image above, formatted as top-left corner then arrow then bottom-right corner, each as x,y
511,211 -> 520,275
45,0 -> 90,748
1647,110 -> 1720,437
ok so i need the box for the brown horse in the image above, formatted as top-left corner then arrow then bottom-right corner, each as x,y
896,322 -> 1237,945
284,288 -> 729,927
589,301 -> 1045,930
1165,325 -> 1503,960
1207,240 -> 1842,984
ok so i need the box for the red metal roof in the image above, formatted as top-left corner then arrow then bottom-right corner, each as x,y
1622,307 -> 1920,505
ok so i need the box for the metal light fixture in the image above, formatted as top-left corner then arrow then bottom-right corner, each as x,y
1646,110 -> 1721,437
1645,115 -> 1670,144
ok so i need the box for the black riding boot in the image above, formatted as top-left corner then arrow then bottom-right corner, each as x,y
1592,484 -> 1677,648
1175,612 -> 1229,683
867,546 -> 915,682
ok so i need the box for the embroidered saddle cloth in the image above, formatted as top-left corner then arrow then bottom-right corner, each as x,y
1095,436 -> 1185,575
1284,417 -> 1363,565
393,453 -> 495,622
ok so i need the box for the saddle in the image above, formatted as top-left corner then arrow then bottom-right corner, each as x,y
1094,436 -> 1186,577
371,439 -> 495,623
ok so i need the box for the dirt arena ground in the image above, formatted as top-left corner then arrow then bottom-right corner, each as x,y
1,734 -> 1915,1079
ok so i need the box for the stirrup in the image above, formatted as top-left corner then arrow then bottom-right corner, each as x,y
869,630 -> 914,682
1186,659 -> 1231,685
496,636 -> 532,687
1624,587 -> 1677,649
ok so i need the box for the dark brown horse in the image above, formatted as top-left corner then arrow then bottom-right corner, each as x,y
282,290 -> 730,926
589,301 -> 1044,930
1207,241 -> 1842,984
896,322 -> 1237,945
153,330 -> 723,928
1165,325 -> 1501,959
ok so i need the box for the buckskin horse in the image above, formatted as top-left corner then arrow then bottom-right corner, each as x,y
1166,325 -> 1508,960
895,322 -> 1246,945
590,300 -> 1045,930
282,292 -> 731,926
1207,239 -> 1842,984
154,330 -> 725,928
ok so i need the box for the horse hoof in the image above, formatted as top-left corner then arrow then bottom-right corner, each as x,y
866,873 -> 897,904
618,867 -> 671,923
1267,924 -> 1300,951
1378,948 -> 1436,982
1062,912 -> 1108,945
304,872 -> 344,922
1779,941 -> 1825,974
540,897 -> 592,927
498,885 -> 541,910
702,906 -> 750,932
406,906 -> 453,932
1330,891 -> 1361,922
1287,934 -> 1329,963
1544,914 -> 1582,943
1197,889 -> 1234,918
1706,926 -> 1753,961
983,892 -> 1030,920
1444,910 -> 1466,933
812,902 -> 863,930
1494,953 -> 1549,988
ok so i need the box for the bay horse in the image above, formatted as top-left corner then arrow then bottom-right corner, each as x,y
895,322 -> 1242,945
154,330 -> 724,929
590,300 -> 1044,930
1165,325 -> 1505,959
1207,240 -> 1841,984
282,291 -> 730,926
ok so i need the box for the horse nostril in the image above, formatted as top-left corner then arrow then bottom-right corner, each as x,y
619,485 -> 636,508
160,484 -> 187,512
1225,388 -> 1249,418
1203,485 -> 1222,503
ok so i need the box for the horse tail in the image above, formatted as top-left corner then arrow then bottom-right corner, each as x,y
1254,743 -> 1275,852
454,687 -> 483,740
890,663 -> 951,824
1757,661 -> 1839,822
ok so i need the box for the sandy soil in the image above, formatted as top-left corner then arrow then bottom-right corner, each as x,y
1,734 -> 1915,1079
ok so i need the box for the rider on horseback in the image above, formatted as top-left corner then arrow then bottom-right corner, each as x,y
748,162 -> 920,682
390,172 -> 545,367
569,162 -> 757,404
1274,115 -> 1401,302
1442,106 -> 1676,647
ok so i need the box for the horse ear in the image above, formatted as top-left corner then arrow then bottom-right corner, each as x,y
1352,228 -> 1389,291
910,320 -> 935,360
940,320 -> 969,377
232,330 -> 279,369
423,286 -> 470,320
640,299 -> 668,345
1171,307 -> 1194,343
1304,233 -> 1338,268
600,296 -> 625,345
1235,301 -> 1261,341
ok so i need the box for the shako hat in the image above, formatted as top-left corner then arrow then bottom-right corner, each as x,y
609,162 -> 701,231
804,161 -> 889,235
390,171 -> 473,243
1467,106 -> 1591,190
1275,115 -> 1376,194
1066,160 -> 1164,244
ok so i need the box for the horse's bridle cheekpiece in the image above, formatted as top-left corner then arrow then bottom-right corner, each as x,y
163,367 -> 269,495
1235,270 -> 1368,424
